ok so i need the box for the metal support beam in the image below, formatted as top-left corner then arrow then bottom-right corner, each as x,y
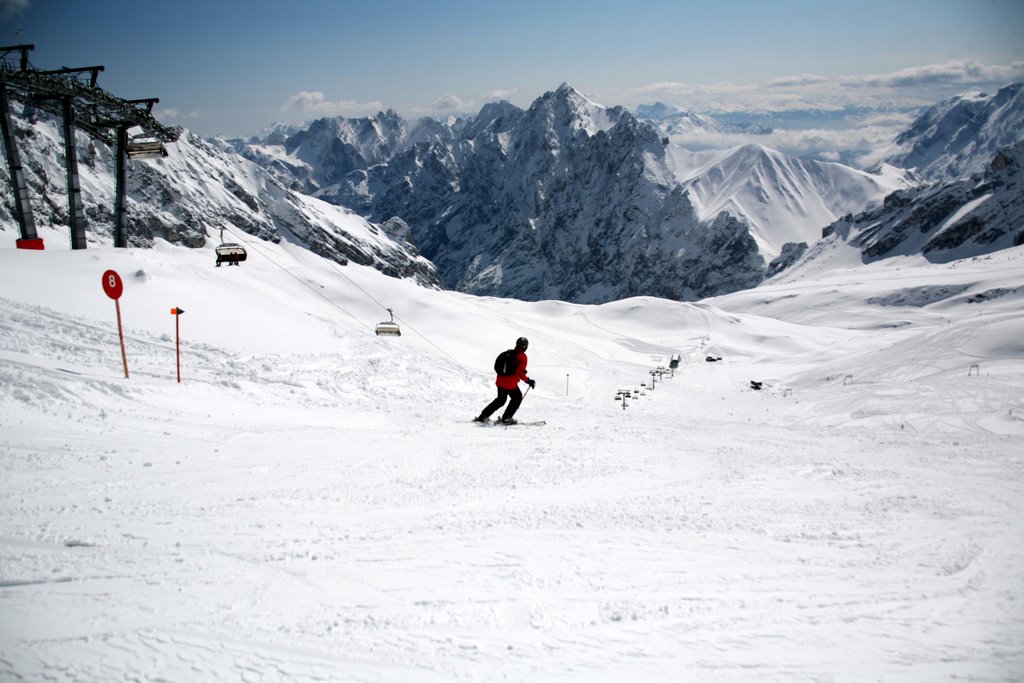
114,125 -> 129,248
62,96 -> 88,249
1,46 -> 176,249
41,65 -> 104,88
127,98 -> 159,115
0,44 -> 35,72
0,84 -> 41,247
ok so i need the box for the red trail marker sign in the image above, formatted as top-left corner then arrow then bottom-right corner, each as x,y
102,270 -> 129,379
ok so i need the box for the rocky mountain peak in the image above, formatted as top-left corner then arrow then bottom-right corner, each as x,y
887,81 -> 1024,180
529,82 -> 626,138
812,140 -> 1024,267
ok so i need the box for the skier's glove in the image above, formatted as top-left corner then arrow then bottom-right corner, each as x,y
527,379 -> 536,389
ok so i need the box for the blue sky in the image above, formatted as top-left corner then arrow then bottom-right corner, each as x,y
2,0 -> 1022,138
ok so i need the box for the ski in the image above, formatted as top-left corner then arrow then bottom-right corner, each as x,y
471,419 -> 546,427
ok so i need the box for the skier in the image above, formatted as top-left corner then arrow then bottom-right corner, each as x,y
474,336 -> 536,425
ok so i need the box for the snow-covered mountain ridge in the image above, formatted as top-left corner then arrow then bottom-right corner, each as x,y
0,103 -> 440,287
884,82 -> 1024,180
792,139 -> 1024,272
231,83 -> 914,302
3,82 -> 1022,306
662,143 -> 908,257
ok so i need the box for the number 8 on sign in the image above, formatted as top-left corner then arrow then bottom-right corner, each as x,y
102,269 -> 124,300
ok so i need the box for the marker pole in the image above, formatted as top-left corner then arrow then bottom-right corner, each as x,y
170,307 -> 185,383
115,299 -> 129,379
175,312 -> 180,383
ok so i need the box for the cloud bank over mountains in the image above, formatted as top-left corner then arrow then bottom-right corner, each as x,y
265,60 -> 1024,164
275,62 -> 1024,127
624,60 -> 1024,112
622,60 -> 1024,164
282,91 -> 384,119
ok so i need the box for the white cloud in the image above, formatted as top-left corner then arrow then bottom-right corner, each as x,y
156,107 -> 201,121
282,91 -> 382,117
663,111 -> 920,168
623,60 -> 1024,114
485,89 -> 518,102
409,89 -> 521,118
432,94 -> 467,111
856,60 -> 1024,89
621,62 -> 1024,165
668,123 -> 908,156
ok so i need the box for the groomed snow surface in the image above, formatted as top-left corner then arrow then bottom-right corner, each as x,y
2,227 -> 1022,681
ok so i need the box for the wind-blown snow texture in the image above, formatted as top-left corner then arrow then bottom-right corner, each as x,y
1,224 -> 1022,680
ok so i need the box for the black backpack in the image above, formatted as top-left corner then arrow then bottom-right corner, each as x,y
494,349 -> 518,376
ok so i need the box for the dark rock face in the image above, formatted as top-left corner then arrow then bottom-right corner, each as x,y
767,242 -> 809,278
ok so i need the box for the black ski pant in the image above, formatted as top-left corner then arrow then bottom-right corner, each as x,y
480,386 -> 523,421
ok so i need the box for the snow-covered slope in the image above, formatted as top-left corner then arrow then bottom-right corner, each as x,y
0,103 -> 439,286
663,143 -> 910,259
1,228 -> 1022,680
885,82 -> 1024,180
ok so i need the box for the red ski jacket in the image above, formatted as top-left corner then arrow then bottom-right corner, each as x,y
496,350 -> 529,390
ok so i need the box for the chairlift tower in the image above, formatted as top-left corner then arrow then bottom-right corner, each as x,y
0,44 -> 180,249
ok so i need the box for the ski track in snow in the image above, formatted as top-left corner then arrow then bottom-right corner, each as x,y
1,243 -> 1023,681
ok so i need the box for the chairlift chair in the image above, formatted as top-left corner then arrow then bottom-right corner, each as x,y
215,243 -> 247,266
375,308 -> 401,337
126,136 -> 168,160
215,227 -> 247,266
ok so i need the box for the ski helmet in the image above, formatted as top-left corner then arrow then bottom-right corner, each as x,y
516,336 -> 529,350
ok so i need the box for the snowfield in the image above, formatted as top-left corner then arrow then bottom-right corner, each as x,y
1,226 -> 1022,681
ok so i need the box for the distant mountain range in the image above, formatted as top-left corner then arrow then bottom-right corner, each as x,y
222,84 -> 921,302
2,82 -> 1022,304
635,101 -> 922,167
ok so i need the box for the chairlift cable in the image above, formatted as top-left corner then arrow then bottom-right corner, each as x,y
319,257 -> 466,367
317,253 -> 391,314
388,309 -> 464,367
217,226 -> 466,368
216,226 -> 372,333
